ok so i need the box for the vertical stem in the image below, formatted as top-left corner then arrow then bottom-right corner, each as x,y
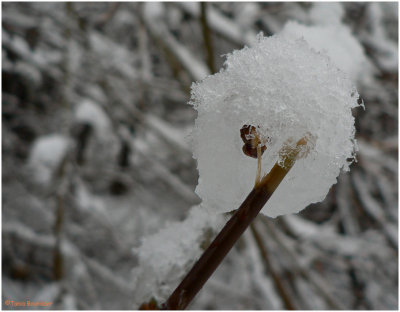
52,154 -> 69,280
53,193 -> 64,280
162,137 -> 308,310
200,2 -> 215,73
255,144 -> 262,187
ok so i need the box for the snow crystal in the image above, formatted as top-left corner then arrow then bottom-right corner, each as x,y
280,21 -> 371,83
29,134 -> 71,184
74,99 -> 111,136
190,34 -> 361,218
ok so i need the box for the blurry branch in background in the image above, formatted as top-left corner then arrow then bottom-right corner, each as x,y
49,2 -> 80,281
346,258 -> 372,309
73,123 -> 93,166
80,75 -> 199,203
250,222 -> 296,310
258,216 -> 343,309
94,3 -> 121,30
200,2 -> 215,74
336,173 -> 361,236
137,14 -> 152,110
140,3 -> 210,85
351,171 -> 397,249
3,221 -> 132,309
177,2 -> 256,46
52,152 -> 70,281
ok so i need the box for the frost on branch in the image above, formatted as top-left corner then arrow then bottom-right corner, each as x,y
190,34 -> 362,218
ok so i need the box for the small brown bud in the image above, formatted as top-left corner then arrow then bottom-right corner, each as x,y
240,125 -> 267,158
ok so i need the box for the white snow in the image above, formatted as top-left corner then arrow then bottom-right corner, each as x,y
279,21 -> 372,83
29,134 -> 71,184
190,34 -> 361,217
74,99 -> 111,136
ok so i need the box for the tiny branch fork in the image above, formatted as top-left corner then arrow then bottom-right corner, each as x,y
161,136 -> 310,310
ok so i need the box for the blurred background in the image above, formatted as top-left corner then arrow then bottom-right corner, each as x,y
2,2 -> 398,310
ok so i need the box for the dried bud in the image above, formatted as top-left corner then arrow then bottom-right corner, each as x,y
240,125 -> 267,158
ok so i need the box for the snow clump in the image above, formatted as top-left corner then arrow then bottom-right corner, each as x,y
280,21 -> 371,83
29,134 -> 71,184
74,99 -> 111,136
190,34 -> 361,218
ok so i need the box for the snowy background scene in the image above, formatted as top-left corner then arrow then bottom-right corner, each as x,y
2,2 -> 398,310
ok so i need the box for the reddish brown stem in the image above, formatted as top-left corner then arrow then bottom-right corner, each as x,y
162,137 -> 308,309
